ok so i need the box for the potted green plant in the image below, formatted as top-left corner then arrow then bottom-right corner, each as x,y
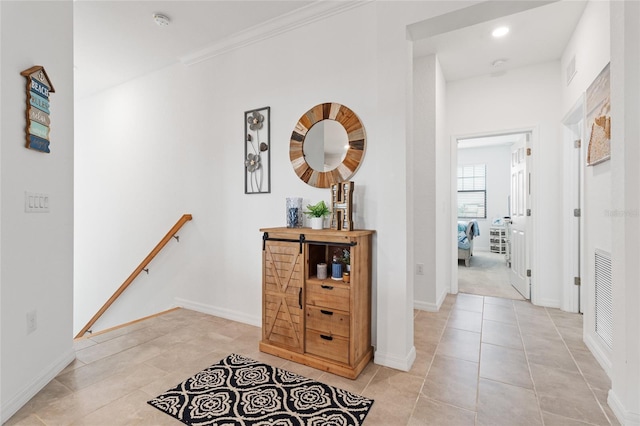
304,200 -> 331,229
342,248 -> 351,272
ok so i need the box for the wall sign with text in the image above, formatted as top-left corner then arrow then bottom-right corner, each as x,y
20,66 -> 55,153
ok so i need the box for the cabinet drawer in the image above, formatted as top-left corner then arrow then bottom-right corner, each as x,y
306,281 -> 350,311
306,305 -> 349,338
305,329 -> 349,364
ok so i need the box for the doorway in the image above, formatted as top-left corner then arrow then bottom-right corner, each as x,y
455,132 -> 531,300
561,97 -> 584,314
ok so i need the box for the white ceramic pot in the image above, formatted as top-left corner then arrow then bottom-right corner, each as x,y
310,217 -> 324,230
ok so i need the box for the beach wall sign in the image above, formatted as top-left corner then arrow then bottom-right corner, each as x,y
20,66 -> 55,153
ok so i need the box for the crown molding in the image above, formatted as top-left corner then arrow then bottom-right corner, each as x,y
179,0 -> 372,66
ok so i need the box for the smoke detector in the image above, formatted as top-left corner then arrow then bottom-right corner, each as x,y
492,59 -> 508,68
153,13 -> 170,27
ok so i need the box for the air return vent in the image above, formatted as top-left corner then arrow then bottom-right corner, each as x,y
594,249 -> 612,349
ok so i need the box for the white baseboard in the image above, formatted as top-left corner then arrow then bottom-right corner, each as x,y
413,300 -> 438,312
533,297 -> 561,309
584,331 -> 612,377
374,345 -> 416,372
414,288 -> 448,312
437,288 -> 448,308
2,348 -> 75,424
608,389 -> 640,426
174,298 -> 261,327
177,298 -> 420,372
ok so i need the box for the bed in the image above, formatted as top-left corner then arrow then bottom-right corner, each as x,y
458,220 -> 479,267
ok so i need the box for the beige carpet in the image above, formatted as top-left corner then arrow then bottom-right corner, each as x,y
458,250 -> 525,300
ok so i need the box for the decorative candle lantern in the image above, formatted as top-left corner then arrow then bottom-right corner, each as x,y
286,197 -> 303,228
317,263 -> 328,280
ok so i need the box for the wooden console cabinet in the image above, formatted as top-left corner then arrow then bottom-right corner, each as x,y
259,227 -> 374,379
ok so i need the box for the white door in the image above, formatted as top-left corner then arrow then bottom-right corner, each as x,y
510,134 -> 530,298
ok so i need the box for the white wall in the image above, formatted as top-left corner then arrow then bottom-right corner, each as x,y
447,61 -> 563,307
560,0 -> 613,377
609,2 -> 640,424
561,1 -> 611,115
458,144 -> 511,251
413,54 -> 450,312
74,65 -> 197,333
434,57 -> 450,307
0,1 -> 75,421
412,55 -> 438,310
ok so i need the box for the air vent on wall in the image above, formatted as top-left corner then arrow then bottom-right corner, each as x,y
594,249 -> 612,349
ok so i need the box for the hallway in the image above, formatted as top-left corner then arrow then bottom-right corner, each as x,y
7,294 -> 617,425
411,293 -> 615,425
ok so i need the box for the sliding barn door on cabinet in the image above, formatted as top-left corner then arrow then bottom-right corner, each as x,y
262,240 -> 304,353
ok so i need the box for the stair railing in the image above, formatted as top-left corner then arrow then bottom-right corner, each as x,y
75,214 -> 193,338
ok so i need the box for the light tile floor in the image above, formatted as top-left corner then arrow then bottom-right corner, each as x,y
6,295 -> 619,425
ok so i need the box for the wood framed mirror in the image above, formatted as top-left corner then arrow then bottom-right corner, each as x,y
290,102 -> 366,188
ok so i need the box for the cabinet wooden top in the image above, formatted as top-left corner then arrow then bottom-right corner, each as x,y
260,227 -> 375,238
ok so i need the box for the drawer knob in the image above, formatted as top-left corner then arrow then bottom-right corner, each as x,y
320,334 -> 333,341
320,309 -> 334,316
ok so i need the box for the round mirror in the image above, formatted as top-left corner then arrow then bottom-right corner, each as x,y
290,102 -> 366,188
303,120 -> 349,172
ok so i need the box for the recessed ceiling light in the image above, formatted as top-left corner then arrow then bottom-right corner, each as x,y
492,26 -> 509,38
492,59 -> 508,67
153,13 -> 170,27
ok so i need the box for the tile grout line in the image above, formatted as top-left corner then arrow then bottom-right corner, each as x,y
431,293 -> 485,422
543,307 -> 615,426
474,296 -> 486,426
409,296 -> 456,423
512,300 -> 547,426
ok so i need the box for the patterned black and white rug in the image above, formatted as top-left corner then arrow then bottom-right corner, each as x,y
147,353 -> 374,425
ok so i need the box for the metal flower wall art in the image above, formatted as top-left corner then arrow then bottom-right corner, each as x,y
244,107 -> 271,194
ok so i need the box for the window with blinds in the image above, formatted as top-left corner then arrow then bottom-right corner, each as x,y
458,164 -> 486,219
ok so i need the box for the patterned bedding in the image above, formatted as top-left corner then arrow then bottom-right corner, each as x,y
457,221 -> 479,250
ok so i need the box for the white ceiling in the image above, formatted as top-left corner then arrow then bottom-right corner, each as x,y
73,1 -> 314,99
74,1 -> 587,99
412,0 -> 588,82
